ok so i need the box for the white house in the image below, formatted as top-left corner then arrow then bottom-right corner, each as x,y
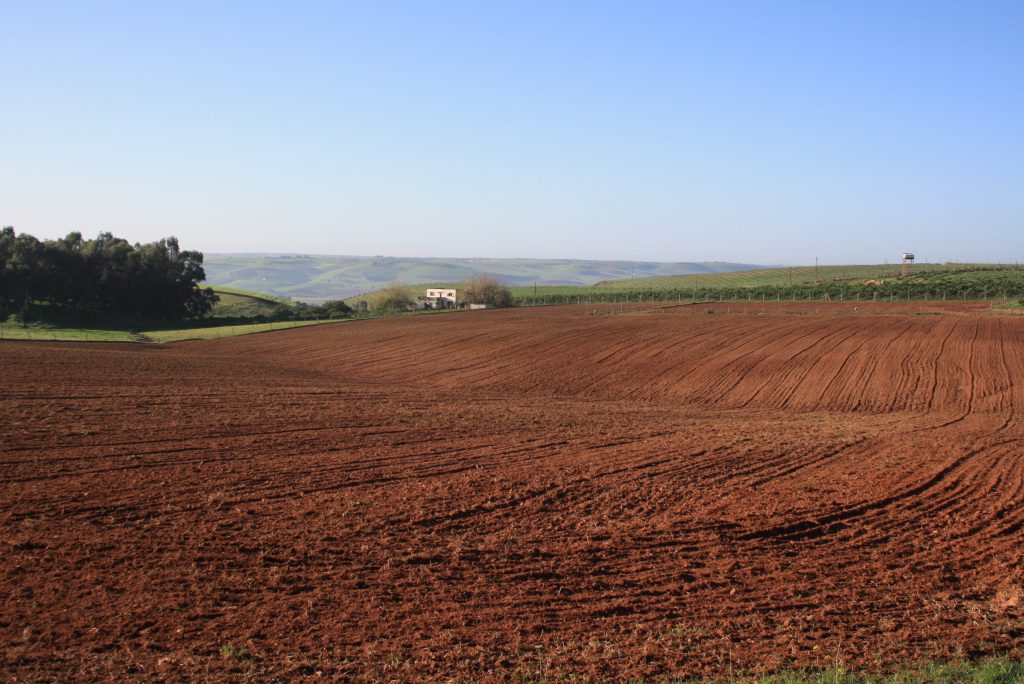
423,288 -> 458,309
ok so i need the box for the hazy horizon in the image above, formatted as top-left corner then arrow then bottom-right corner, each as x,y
2,224 -> 1014,266
4,2 -> 1022,264
203,251 -> 1004,268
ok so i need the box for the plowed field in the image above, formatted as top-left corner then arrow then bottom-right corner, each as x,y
2,304 -> 1023,681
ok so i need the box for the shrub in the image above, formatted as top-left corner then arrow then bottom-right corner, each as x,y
318,300 -> 353,319
373,283 -> 415,312
16,303 -> 35,326
461,275 -> 513,307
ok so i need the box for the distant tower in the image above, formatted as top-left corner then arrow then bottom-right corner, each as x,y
901,252 -> 915,276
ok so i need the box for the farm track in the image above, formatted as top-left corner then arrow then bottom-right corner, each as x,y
1,303 -> 1023,681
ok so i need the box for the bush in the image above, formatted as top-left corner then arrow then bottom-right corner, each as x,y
461,275 -> 513,307
318,300 -> 353,319
373,283 -> 415,312
16,303 -> 35,326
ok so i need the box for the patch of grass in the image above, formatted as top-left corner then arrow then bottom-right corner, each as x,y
207,285 -> 290,304
746,657 -> 1024,683
499,655 -> 1024,684
0,322 -> 138,342
0,302 -> 469,345
141,319 -> 346,343
209,288 -> 289,318
0,318 -> 345,345
628,658 -> 1024,683
219,644 -> 249,660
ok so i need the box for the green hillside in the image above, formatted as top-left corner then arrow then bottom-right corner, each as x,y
208,286 -> 291,318
592,262 -> 983,290
203,254 -> 760,303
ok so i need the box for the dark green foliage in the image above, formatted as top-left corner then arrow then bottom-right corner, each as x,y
0,227 -> 217,322
312,300 -> 353,319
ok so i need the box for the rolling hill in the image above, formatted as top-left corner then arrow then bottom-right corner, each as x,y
201,254 -> 761,303
590,262 -> 980,290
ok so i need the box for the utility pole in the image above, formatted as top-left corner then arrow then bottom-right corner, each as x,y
815,257 -> 818,283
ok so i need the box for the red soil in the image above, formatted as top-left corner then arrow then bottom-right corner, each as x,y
2,304 -> 1023,681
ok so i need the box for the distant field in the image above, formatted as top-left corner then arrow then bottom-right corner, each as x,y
208,287 -> 290,318
203,254 -> 760,302
209,285 -> 290,303
592,262 -> 988,290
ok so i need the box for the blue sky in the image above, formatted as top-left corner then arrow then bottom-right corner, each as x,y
2,1 -> 1022,264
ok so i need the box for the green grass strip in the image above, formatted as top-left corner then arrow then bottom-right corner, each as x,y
0,319 -> 350,344
0,323 -> 138,342
141,319 -> 346,343
207,285 -> 291,304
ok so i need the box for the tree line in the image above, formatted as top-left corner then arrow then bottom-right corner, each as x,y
0,227 -> 217,322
